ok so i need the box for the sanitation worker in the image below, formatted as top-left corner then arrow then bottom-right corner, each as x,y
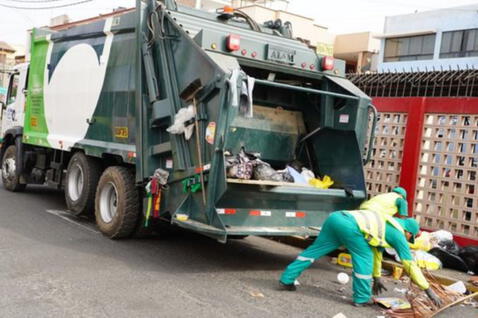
279,210 -> 442,307
360,186 -> 409,217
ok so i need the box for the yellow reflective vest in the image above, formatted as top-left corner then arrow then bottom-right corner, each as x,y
359,192 -> 402,216
347,210 -> 430,290
347,209 -> 404,248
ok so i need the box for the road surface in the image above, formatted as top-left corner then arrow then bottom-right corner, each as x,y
0,184 -> 475,317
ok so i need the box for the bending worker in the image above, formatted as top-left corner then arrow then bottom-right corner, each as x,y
360,186 -> 408,217
279,210 -> 442,307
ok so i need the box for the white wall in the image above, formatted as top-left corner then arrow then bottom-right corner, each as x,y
378,4 -> 478,72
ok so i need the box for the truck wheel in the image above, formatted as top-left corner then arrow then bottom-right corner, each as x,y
65,152 -> 102,216
1,145 -> 26,192
95,166 -> 139,239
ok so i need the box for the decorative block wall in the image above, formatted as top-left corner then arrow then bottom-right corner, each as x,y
414,114 -> 478,239
365,112 -> 407,198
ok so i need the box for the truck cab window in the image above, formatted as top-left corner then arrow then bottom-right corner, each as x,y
6,73 -> 19,105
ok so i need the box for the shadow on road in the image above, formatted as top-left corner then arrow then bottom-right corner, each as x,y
0,184 -> 321,278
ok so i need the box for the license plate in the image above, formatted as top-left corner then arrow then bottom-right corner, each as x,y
266,45 -> 296,64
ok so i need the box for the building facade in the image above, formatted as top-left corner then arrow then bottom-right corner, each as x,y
378,4 -> 478,72
334,32 -> 380,73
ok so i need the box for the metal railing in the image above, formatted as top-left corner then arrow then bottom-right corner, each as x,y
347,68 -> 478,97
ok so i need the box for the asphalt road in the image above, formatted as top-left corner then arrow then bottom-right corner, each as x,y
0,184 -> 476,318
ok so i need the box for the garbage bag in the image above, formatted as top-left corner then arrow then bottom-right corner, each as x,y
309,175 -> 334,189
410,231 -> 436,252
437,239 -> 461,255
286,166 -> 307,184
386,248 -> 441,270
227,149 -> 254,180
413,250 -> 442,270
166,105 -> 195,140
429,247 -> 469,273
387,249 -> 441,270
153,168 -> 169,185
288,160 -> 304,172
278,169 -> 294,183
459,246 -> 478,275
301,168 -> 315,183
429,230 -> 453,243
253,161 -> 283,182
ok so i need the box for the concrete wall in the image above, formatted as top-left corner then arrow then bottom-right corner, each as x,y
378,4 -> 478,72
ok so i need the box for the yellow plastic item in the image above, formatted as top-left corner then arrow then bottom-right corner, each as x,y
416,258 -> 441,270
392,266 -> 403,280
309,175 -> 334,189
413,250 -> 441,270
409,231 -> 434,251
337,252 -> 353,268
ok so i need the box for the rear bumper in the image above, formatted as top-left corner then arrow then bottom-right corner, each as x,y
171,216 -> 320,243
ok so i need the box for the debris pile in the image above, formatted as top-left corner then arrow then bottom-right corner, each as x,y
386,229 -> 478,274
386,273 -> 477,318
225,148 -> 334,189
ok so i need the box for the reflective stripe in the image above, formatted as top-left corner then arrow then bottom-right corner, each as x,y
354,272 -> 372,280
297,256 -> 315,262
362,213 -> 372,234
371,211 -> 384,245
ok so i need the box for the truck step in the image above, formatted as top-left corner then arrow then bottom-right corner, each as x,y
150,142 -> 172,156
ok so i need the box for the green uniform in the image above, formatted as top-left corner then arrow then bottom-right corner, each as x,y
360,192 -> 408,217
280,211 -> 428,304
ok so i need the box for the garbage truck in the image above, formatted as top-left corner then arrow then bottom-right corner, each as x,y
0,0 -> 376,242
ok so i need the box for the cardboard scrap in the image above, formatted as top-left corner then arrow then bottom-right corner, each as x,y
374,297 -> 411,310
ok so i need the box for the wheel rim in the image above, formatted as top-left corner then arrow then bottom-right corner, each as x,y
68,163 -> 84,202
99,181 -> 118,224
2,156 -> 16,182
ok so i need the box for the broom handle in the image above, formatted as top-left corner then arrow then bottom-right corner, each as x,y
430,291 -> 478,317
193,98 -> 207,205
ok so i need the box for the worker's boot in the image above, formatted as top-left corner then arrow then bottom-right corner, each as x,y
353,300 -> 374,307
278,281 -> 296,291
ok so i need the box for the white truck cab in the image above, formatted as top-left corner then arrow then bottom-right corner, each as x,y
1,63 -> 28,139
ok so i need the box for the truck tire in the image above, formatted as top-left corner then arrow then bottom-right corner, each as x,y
65,152 -> 102,216
1,145 -> 26,192
95,166 -> 139,239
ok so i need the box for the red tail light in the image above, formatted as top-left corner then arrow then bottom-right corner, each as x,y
226,34 -> 240,51
224,209 -> 236,215
321,56 -> 334,71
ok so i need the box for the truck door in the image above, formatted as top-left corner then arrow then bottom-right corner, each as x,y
1,67 -> 27,137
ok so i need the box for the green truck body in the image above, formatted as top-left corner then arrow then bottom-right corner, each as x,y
0,1 -> 375,242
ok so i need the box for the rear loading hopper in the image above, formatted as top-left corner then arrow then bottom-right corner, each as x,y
138,2 -> 375,242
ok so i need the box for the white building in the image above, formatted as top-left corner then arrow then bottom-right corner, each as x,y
377,4 -> 478,72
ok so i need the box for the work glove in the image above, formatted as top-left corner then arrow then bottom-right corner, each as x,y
372,277 -> 387,295
425,288 -> 442,307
